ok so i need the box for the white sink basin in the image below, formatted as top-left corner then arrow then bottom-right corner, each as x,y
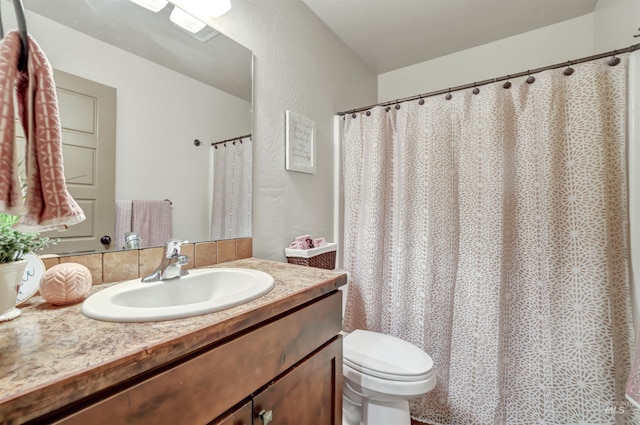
82,268 -> 275,322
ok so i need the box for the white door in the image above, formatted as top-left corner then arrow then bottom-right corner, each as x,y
35,70 -> 117,254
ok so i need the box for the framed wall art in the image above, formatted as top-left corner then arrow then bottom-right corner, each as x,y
285,110 -> 316,174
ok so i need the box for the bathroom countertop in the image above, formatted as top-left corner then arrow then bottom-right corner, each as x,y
0,258 -> 347,424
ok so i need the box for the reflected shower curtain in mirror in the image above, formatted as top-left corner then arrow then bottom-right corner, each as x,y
342,60 -> 635,424
209,137 -> 252,240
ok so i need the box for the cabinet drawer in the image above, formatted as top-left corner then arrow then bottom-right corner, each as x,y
55,291 -> 342,425
253,337 -> 343,425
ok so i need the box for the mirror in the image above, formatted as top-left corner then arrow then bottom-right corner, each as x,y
12,0 -> 252,253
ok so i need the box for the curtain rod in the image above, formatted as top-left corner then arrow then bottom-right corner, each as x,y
211,133 -> 251,147
338,43 -> 640,116
192,134 -> 251,147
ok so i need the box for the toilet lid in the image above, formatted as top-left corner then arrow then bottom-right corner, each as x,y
343,330 -> 434,382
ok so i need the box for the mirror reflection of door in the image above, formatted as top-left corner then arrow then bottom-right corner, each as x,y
35,70 -> 116,254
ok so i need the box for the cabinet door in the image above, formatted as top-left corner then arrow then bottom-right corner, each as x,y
210,400 -> 252,425
253,337 -> 342,425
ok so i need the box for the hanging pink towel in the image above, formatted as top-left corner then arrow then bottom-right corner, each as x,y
0,30 -> 85,231
131,200 -> 172,248
0,31 -> 27,215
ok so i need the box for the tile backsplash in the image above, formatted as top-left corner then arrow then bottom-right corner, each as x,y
40,238 -> 253,285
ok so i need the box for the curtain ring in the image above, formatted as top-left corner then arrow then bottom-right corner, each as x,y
445,88 -> 452,101
394,100 -> 401,110
563,60 -> 574,76
472,83 -> 480,95
418,95 -> 425,105
385,105 -> 391,112
214,145 -> 218,149
503,75 -> 512,89
608,51 -> 621,66
193,139 -> 201,147
526,71 -> 535,84
366,110 -> 371,116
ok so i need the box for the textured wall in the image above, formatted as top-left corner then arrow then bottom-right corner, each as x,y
593,0 -> 640,51
174,0 -> 377,261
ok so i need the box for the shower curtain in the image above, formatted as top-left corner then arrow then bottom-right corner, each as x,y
209,137 -> 252,240
342,60 -> 635,424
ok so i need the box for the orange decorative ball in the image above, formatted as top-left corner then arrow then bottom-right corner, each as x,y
40,263 -> 92,305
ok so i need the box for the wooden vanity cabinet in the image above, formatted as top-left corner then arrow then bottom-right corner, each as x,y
38,291 -> 343,425
212,337 -> 342,425
252,338 -> 342,424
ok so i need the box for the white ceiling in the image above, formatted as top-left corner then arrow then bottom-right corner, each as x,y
302,0 -> 599,74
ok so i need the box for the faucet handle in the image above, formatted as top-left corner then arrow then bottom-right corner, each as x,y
165,238 -> 189,257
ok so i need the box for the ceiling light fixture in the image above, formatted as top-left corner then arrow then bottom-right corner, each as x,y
170,6 -> 207,33
174,0 -> 232,20
128,0 -> 168,12
208,0 -> 232,18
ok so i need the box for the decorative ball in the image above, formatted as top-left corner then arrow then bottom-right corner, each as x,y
40,263 -> 92,305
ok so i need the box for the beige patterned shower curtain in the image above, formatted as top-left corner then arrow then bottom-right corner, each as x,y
342,60 -> 635,424
209,137 -> 252,240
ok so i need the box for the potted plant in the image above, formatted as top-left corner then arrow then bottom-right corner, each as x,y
0,213 -> 53,320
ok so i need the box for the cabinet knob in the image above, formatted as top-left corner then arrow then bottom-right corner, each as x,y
258,409 -> 273,425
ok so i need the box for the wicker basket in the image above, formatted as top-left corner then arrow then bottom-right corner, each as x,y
285,243 -> 337,270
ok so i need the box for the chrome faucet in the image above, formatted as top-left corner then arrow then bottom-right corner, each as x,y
142,239 -> 189,282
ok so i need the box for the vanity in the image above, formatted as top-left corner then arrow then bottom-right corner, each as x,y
0,258 -> 347,425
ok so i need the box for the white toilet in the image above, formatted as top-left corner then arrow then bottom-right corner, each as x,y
342,329 -> 436,425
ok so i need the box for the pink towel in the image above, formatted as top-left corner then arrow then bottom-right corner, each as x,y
289,235 -> 327,249
131,200 -> 172,248
0,32 -> 27,215
0,31 -> 85,231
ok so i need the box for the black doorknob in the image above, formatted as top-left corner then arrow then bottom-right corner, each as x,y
100,235 -> 112,245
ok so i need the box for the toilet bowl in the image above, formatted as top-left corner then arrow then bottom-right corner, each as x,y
342,329 -> 436,425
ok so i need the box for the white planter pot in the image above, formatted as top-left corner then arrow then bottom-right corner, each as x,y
0,260 -> 27,321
